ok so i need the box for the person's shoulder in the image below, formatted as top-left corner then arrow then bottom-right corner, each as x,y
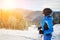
47,16 -> 53,20
47,15 -> 52,18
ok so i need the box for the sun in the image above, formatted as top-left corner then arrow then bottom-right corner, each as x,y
2,0 -> 16,10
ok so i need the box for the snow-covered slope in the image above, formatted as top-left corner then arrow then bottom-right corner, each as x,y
0,24 -> 60,40
52,24 -> 60,40
0,25 -> 39,40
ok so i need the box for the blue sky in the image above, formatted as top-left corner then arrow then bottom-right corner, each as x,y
0,0 -> 60,11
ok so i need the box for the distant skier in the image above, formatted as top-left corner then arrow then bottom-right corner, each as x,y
38,8 -> 53,40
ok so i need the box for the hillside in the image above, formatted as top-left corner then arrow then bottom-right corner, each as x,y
0,8 -> 60,30
0,9 -> 31,30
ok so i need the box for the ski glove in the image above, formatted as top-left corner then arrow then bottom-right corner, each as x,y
39,30 -> 44,34
38,26 -> 42,30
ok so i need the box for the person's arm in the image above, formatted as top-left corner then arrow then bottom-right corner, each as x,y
38,26 -> 44,34
44,23 -> 49,30
44,22 -> 51,35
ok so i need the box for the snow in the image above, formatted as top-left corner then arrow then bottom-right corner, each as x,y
52,24 -> 60,40
0,24 -> 60,40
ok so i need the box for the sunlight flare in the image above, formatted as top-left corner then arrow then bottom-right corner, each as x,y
2,0 -> 16,10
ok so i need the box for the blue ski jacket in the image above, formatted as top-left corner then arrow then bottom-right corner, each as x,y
41,15 -> 53,35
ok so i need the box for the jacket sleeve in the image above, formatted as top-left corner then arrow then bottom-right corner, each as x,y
44,22 -> 49,30
45,19 -> 53,30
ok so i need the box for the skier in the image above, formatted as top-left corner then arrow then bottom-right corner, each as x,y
38,8 -> 54,40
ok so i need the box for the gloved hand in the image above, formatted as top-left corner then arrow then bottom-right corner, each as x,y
38,27 -> 42,30
39,30 -> 44,34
